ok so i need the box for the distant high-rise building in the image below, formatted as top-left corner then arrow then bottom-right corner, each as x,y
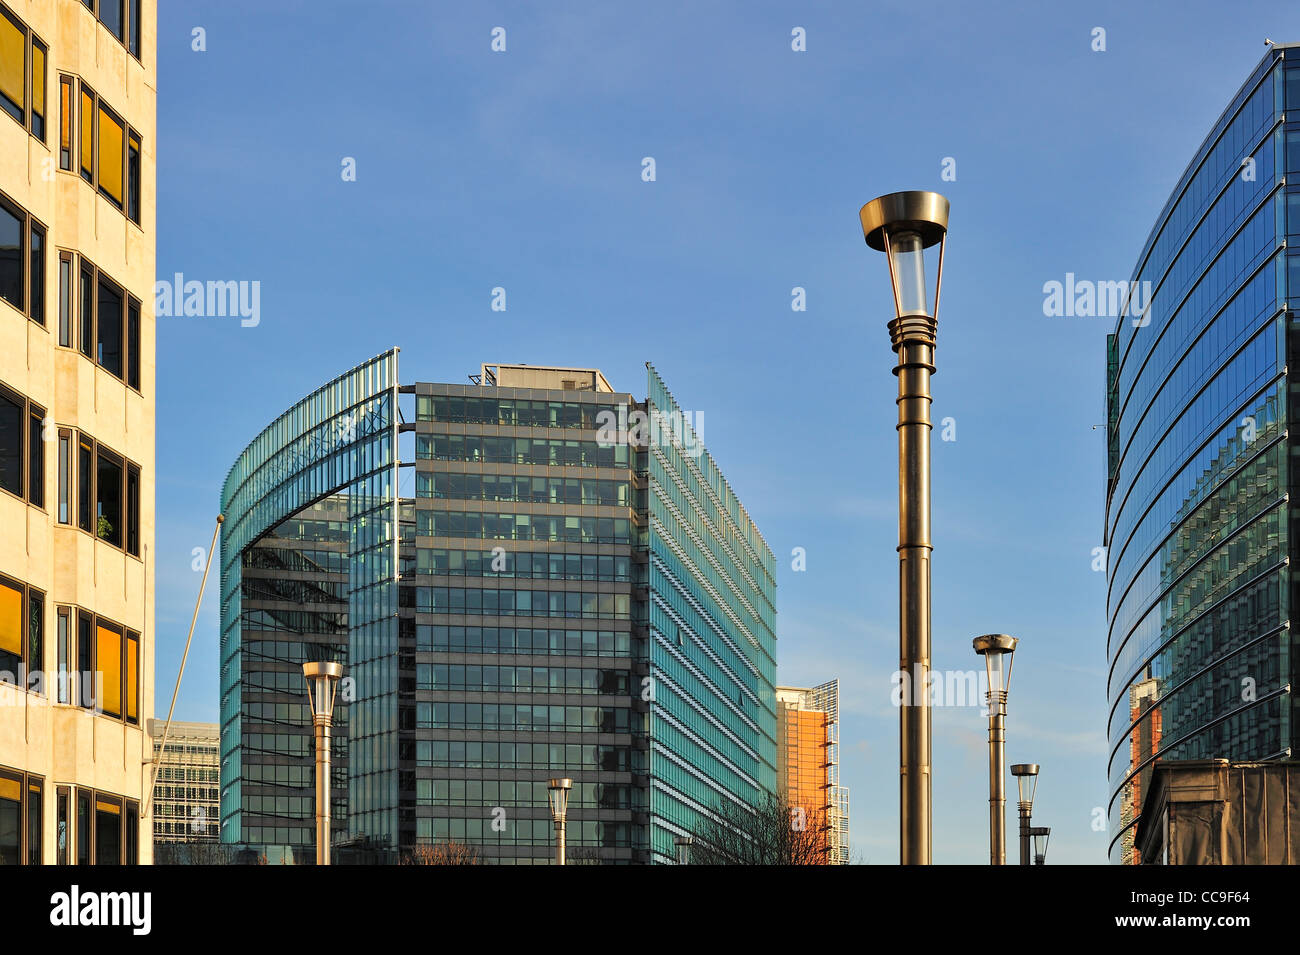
0,0 -> 155,865
1104,44 -> 1299,863
219,354 -> 777,863
147,720 -> 219,844
776,681 -> 848,864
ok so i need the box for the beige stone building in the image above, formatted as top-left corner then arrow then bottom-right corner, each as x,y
0,0 -> 154,864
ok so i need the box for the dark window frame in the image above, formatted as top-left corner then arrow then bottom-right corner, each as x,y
0,3 -> 48,144
95,99 -> 125,209
64,604 -> 139,723
66,253 -> 143,394
57,250 -> 72,345
0,573 -> 43,693
0,188 -> 47,327
66,429 -> 141,558
0,766 -> 43,866
57,74 -> 72,170
67,78 -> 143,227
0,380 -> 46,508
56,785 -> 68,864
0,186 -> 48,326
78,0 -> 142,63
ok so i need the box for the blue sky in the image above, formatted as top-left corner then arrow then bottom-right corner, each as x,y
155,0 -> 1300,863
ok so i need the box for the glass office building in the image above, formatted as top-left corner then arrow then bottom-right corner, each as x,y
1104,46 -> 1300,863
220,357 -> 777,863
219,351 -> 400,858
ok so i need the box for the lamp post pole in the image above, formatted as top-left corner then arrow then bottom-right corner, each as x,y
973,634 -> 1018,865
302,661 -> 344,866
859,191 -> 950,866
1011,763 -> 1040,866
548,778 -> 572,866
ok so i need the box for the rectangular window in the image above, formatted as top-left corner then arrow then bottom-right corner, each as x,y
97,103 -> 123,207
96,447 -> 122,547
128,0 -> 140,58
56,429 -> 70,523
28,220 -> 42,325
27,588 -> 41,690
26,780 -> 40,864
96,623 -> 121,718
125,631 -> 138,723
29,37 -> 42,142
0,198 -> 22,311
100,0 -> 124,43
56,787 -> 68,864
58,251 -> 72,346
76,789 -> 90,865
76,611 -> 92,708
79,86 -> 93,183
127,132 -> 140,223
94,795 -> 121,865
79,261 -> 93,358
76,436 -> 91,531
0,6 -> 22,124
27,404 -> 42,508
0,577 -> 20,679
96,275 -> 123,377
56,606 -> 69,703
58,75 -> 71,169
0,772 -> 18,865
126,299 -> 139,390
125,463 -> 139,555
0,385 -> 20,497
125,800 -> 137,864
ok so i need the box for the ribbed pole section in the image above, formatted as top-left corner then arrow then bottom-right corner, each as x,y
892,313 -> 936,866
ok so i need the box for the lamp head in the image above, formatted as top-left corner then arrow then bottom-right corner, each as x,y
973,633 -> 1018,698
859,191 -> 950,320
547,778 -> 573,823
302,661 -> 345,722
1031,826 -> 1051,864
1011,763 -> 1040,805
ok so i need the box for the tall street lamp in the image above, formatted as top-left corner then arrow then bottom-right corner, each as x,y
1010,763 -> 1039,866
973,634 -> 1018,865
302,660 -> 344,866
859,190 -> 950,866
1031,826 -> 1051,865
548,778 -> 573,866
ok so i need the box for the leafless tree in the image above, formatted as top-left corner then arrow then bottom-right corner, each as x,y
685,792 -> 832,865
153,841 -> 243,865
400,840 -> 482,865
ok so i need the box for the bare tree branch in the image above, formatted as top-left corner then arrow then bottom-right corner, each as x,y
686,791 -> 832,865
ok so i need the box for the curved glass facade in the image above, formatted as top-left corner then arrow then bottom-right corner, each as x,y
219,350 -> 399,855
1104,49 -> 1298,863
644,366 -> 777,863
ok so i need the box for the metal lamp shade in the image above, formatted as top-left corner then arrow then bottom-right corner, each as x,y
302,661 -> 344,722
972,634 -> 1018,697
547,778 -> 572,823
1033,827 -> 1051,864
859,191 -> 949,320
1011,763 -> 1040,805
